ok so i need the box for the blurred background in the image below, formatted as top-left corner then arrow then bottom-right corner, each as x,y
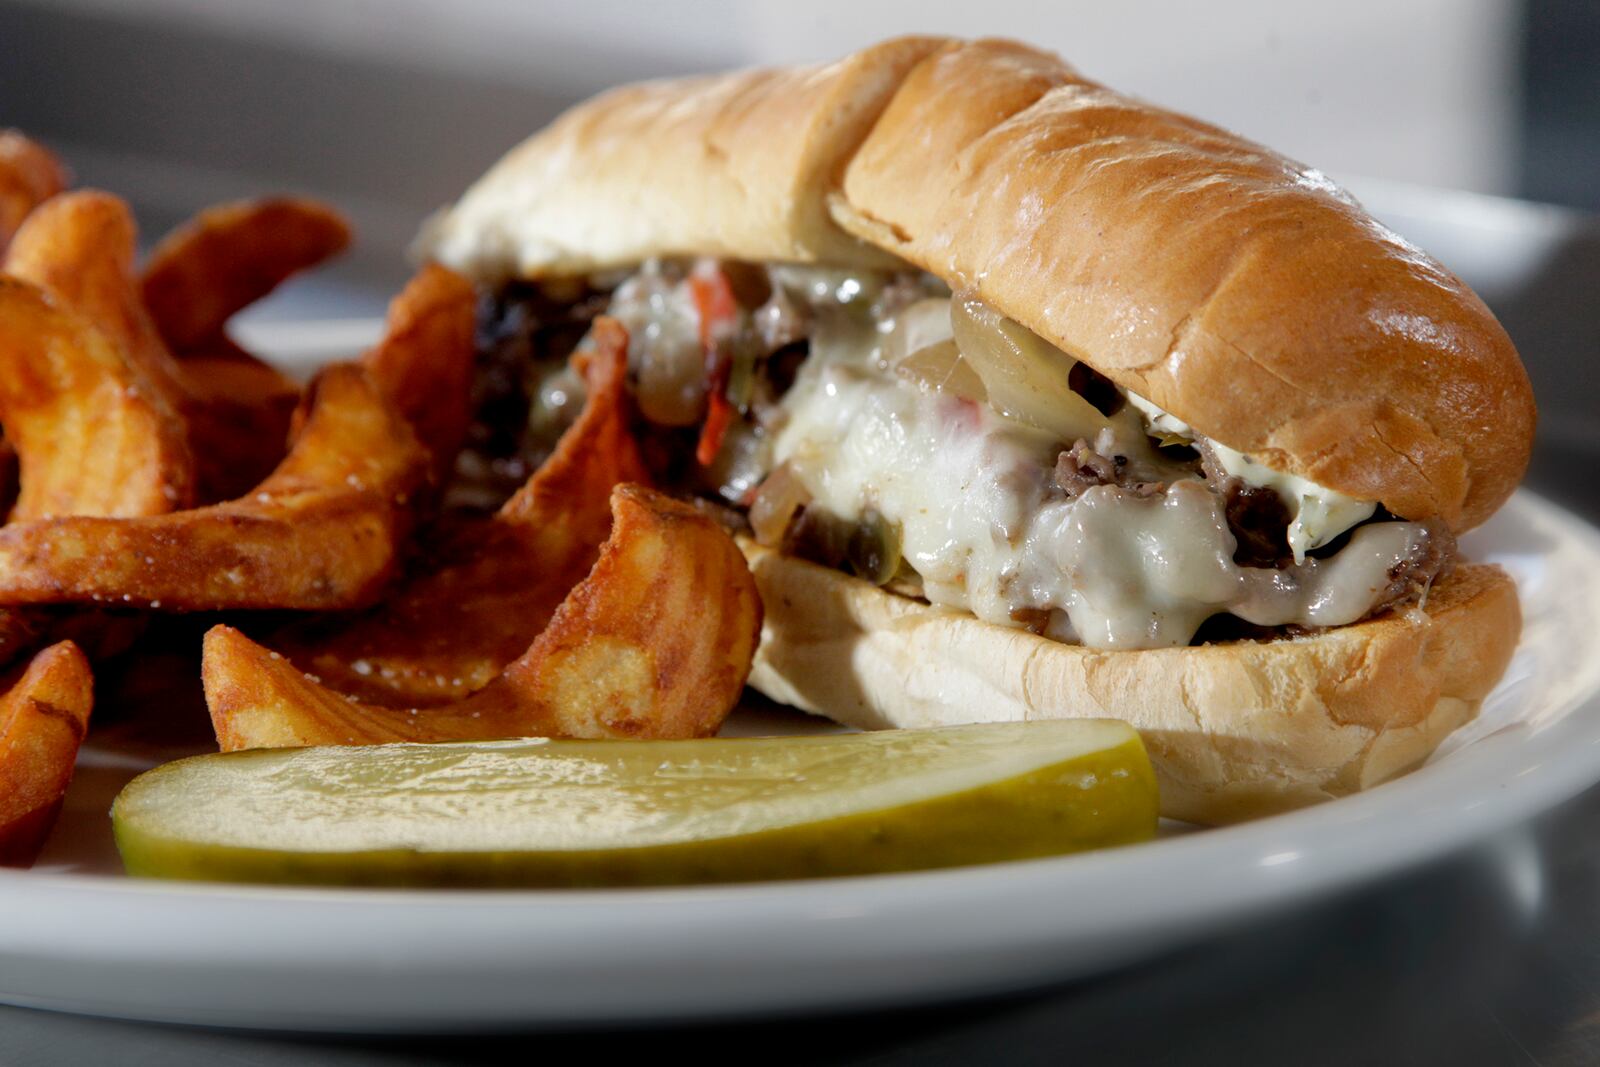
1,0 -> 1596,275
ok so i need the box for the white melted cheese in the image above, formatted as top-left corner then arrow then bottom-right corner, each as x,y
771,300 -> 1425,650
1123,393 -> 1376,564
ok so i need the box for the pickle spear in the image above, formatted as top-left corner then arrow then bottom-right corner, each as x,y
112,721 -> 1158,887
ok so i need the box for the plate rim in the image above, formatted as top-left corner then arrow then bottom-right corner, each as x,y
3,487 -> 1597,1028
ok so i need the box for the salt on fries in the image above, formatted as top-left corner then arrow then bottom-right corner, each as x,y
0,364 -> 427,611
0,641 -> 93,867
205,485 -> 761,749
271,317 -> 646,706
0,130 -> 68,252
141,197 -> 352,354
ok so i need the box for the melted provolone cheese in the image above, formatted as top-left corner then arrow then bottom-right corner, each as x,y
772,302 -> 1422,649
588,266 -> 1422,651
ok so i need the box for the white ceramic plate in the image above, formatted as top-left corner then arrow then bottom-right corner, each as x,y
0,322 -> 1596,1031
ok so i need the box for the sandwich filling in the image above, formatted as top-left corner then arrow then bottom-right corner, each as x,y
465,259 -> 1454,651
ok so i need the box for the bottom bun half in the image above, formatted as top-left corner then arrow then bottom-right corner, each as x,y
740,542 -> 1521,825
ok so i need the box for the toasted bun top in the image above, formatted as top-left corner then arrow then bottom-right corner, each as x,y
421,36 -> 943,280
420,36 -> 1534,531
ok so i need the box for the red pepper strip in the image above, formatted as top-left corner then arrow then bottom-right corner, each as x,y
691,267 -> 739,467
697,392 -> 735,468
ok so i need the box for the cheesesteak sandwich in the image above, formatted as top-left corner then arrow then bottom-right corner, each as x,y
417,36 -> 1534,823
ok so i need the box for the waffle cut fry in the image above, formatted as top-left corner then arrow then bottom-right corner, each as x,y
270,317 -> 645,706
204,485 -> 761,749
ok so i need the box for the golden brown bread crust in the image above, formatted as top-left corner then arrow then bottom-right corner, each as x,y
833,38 -> 1533,531
742,540 -> 1521,825
421,36 -> 944,280
423,35 -> 1534,532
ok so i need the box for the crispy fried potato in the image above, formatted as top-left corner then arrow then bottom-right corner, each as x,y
181,348 -> 302,502
0,641 -> 93,867
205,485 -> 762,750
1,199 -> 201,667
0,364 -> 427,610
272,318 -> 646,706
0,279 -> 193,520
135,197 -> 357,500
141,197 -> 351,353
360,263 -> 476,482
0,131 -> 69,252
183,344 -> 300,407
5,189 -> 311,505
4,190 -> 195,409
